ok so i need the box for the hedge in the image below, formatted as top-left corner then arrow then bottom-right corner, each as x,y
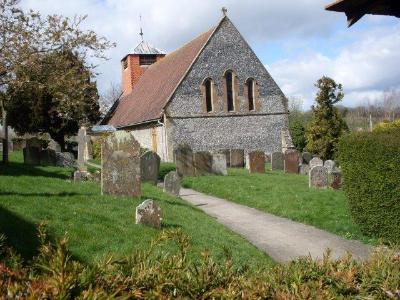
338,129 -> 400,242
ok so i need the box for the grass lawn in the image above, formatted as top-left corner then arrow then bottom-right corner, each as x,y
0,152 -> 272,268
182,167 -> 376,245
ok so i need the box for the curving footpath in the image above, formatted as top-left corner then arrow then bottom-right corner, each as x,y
179,188 -> 371,262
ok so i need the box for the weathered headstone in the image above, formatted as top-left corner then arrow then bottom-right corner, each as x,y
194,151 -> 212,176
135,199 -> 162,229
74,170 -> 89,182
164,171 -> 181,196
302,152 -> 312,164
214,149 -> 230,167
101,131 -> 141,197
249,151 -> 265,174
77,127 -> 88,170
140,151 -> 160,185
330,170 -> 342,190
271,152 -> 284,170
309,157 -> 323,170
212,154 -> 228,176
23,146 -> 41,165
48,139 -> 61,152
324,160 -> 336,174
299,164 -> 310,175
309,166 -> 328,188
40,149 -> 56,166
284,149 -> 300,174
175,145 -> 195,177
230,149 -> 245,168
56,152 -> 76,168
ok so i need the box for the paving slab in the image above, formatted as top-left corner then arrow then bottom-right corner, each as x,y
179,188 -> 371,262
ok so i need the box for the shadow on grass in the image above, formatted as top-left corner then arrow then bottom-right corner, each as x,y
0,161 -> 70,180
0,192 -> 92,197
0,206 -> 41,262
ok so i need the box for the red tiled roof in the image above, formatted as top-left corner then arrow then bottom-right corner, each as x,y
108,26 -> 216,128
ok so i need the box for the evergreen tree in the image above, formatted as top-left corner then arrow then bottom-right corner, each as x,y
305,76 -> 348,160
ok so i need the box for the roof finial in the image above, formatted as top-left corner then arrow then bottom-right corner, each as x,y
139,14 -> 144,41
221,7 -> 228,17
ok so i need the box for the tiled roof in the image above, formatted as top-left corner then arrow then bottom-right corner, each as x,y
133,41 -> 165,55
108,25 -> 217,128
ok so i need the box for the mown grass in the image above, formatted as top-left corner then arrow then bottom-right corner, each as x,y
0,152 -> 272,267
182,167 -> 377,245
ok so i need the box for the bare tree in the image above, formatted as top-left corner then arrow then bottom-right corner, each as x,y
99,82 -> 122,117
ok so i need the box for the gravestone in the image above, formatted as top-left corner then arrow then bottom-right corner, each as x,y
330,170 -> 342,190
214,149 -> 230,167
77,127 -> 88,170
230,149 -> 245,168
324,160 -> 336,174
74,170 -> 89,182
140,151 -> 160,185
299,164 -> 310,175
271,152 -> 284,170
284,150 -> 300,174
56,152 -> 76,168
194,151 -> 212,176
248,151 -> 265,174
40,149 -> 56,166
302,152 -> 312,164
23,146 -> 41,165
212,154 -> 227,176
135,199 -> 162,229
309,166 -> 328,188
48,139 -> 61,152
309,157 -> 323,170
164,171 -> 181,196
175,145 -> 195,177
101,131 -> 141,197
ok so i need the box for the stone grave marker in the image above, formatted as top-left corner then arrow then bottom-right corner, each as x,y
140,151 -> 160,185
74,170 -> 89,182
214,149 -> 230,167
175,145 -> 195,177
56,152 -> 76,168
212,154 -> 227,175
40,149 -> 56,166
324,160 -> 336,174
194,151 -> 212,176
309,157 -> 323,170
230,149 -> 245,168
164,171 -> 181,196
299,164 -> 310,175
302,152 -> 312,164
271,152 -> 284,170
249,151 -> 265,174
77,127 -> 89,170
23,138 -> 42,165
309,166 -> 328,188
284,149 -> 300,174
330,170 -> 342,190
135,199 -> 162,229
101,131 -> 141,197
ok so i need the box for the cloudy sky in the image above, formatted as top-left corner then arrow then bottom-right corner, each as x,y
22,0 -> 400,110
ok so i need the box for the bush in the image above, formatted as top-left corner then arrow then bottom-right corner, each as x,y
338,129 -> 400,242
374,118 -> 400,132
159,162 -> 176,180
1,225 -> 399,299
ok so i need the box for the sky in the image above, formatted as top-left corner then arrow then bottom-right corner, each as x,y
21,0 -> 400,110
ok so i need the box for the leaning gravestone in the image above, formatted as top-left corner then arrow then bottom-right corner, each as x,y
40,149 -> 56,166
101,131 -> 141,197
309,166 -> 328,188
299,164 -> 310,175
271,152 -> 284,170
135,199 -> 162,229
284,149 -> 300,174
249,151 -> 265,174
309,157 -> 323,170
302,152 -> 312,164
140,151 -> 160,185
175,145 -> 195,177
194,151 -> 212,176
230,149 -> 245,168
164,171 -> 181,196
212,154 -> 227,176
330,170 -> 342,190
324,160 -> 336,174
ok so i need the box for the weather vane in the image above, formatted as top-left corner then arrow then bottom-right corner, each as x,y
222,7 -> 228,17
139,14 -> 144,41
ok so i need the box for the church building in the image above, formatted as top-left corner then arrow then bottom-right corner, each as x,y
103,13 -> 292,162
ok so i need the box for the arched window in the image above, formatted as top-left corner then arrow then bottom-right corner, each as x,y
225,70 -> 235,112
202,78 -> 214,113
246,78 -> 255,111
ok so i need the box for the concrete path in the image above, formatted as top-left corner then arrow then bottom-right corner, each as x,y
179,188 -> 371,262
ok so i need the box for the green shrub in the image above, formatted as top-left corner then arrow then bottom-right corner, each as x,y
1,225 -> 399,299
92,138 -> 102,160
374,118 -> 400,132
159,162 -> 176,180
338,129 -> 400,242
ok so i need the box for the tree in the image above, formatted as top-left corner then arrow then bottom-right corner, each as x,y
6,51 -> 100,149
0,0 -> 114,162
288,97 -> 308,152
99,82 -> 122,117
305,76 -> 348,160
